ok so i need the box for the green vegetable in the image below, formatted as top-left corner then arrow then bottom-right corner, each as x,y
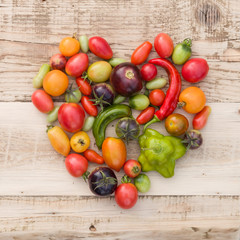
92,104 -> 132,149
65,87 -> 81,103
33,63 -> 51,88
138,128 -> 186,178
146,77 -> 167,90
79,35 -> 89,53
82,116 -> 95,132
134,174 -> 151,193
113,95 -> 126,104
108,58 -> 127,67
47,106 -> 60,123
129,94 -> 150,111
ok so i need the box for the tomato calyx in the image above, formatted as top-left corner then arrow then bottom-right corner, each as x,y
121,175 -> 132,184
90,89 -> 111,112
82,171 -> 90,182
92,171 -> 118,190
177,101 -> 186,108
132,166 -> 140,174
182,130 -> 202,150
65,83 -> 80,103
46,125 -> 54,133
183,38 -> 192,47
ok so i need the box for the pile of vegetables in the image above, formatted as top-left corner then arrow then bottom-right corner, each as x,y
31,33 -> 211,209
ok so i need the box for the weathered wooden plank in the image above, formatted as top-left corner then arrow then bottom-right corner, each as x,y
0,102 -> 239,196
0,195 -> 239,239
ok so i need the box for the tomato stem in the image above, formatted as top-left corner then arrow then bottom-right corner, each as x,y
177,101 -> 186,108
183,38 -> 192,47
143,115 -> 160,131
46,125 -> 54,133
121,175 -> 132,184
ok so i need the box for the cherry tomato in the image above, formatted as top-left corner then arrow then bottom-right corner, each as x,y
65,153 -> 88,177
134,174 -> 151,193
165,113 -> 189,136
43,70 -> 69,97
59,37 -> 80,57
65,53 -> 89,77
50,54 -> 67,70
76,77 -> 92,96
70,131 -> 90,153
131,41 -> 152,65
149,89 -> 165,106
31,89 -> 54,113
140,63 -> 157,81
124,160 -> 141,178
83,149 -> 104,164
136,107 -> 155,125
58,103 -> 85,133
154,33 -> 174,58
179,87 -> 206,114
89,36 -> 113,60
102,137 -> 126,172
115,183 -> 138,209
182,58 -> 209,83
81,96 -> 98,117
192,106 -> 211,130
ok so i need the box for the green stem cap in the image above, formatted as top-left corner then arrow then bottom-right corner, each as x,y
143,115 -> 160,131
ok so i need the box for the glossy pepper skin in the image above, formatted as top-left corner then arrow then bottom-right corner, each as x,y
138,129 -> 186,178
144,58 -> 181,130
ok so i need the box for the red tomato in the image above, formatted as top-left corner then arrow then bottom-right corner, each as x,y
192,106 -> 211,130
81,96 -> 98,117
31,89 -> 54,113
131,41 -> 152,65
154,33 -> 174,58
83,149 -> 104,164
58,103 -> 85,133
50,54 -> 67,70
149,89 -> 165,106
89,36 -> 113,60
124,160 -> 141,178
182,58 -> 209,83
76,77 -> 92,96
65,53 -> 89,77
65,153 -> 88,177
136,107 -> 155,125
140,63 -> 157,81
115,183 -> 138,209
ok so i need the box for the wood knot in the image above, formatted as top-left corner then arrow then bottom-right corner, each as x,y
89,224 -> 96,232
195,2 -> 221,27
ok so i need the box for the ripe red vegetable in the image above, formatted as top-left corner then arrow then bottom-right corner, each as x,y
192,106 -> 211,130
50,54 -> 67,70
154,33 -> 174,58
140,63 -> 157,81
131,41 -> 152,65
124,160 -> 141,178
81,96 -> 98,117
83,149 -> 104,164
76,77 -> 92,96
149,89 -> 165,106
89,36 -> 113,60
136,107 -> 155,125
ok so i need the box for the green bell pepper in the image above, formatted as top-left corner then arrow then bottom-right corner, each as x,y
138,129 -> 186,178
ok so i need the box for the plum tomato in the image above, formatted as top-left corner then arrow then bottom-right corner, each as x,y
124,159 -> 141,178
154,33 -> 174,58
70,131 -> 90,153
149,89 -> 165,106
165,113 -> 189,136
192,106 -> 211,130
131,41 -> 152,65
83,149 -> 104,164
136,107 -> 155,125
81,96 -> 98,117
76,77 -> 92,96
140,63 -> 157,81
59,37 -> 80,57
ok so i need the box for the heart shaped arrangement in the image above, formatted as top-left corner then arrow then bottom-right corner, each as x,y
31,33 -> 210,209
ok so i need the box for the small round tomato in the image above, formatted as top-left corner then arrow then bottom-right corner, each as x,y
131,41 -> 152,65
65,87 -> 81,103
31,89 -> 54,113
124,160 -> 141,178
165,113 -> 189,136
179,87 -> 206,114
50,54 -> 67,70
134,174 -> 151,193
43,70 -> 69,97
149,89 -> 165,106
83,149 -> 104,164
115,183 -> 138,209
154,33 -> 174,58
102,137 -> 126,172
70,131 -> 90,153
81,96 -> 98,117
76,77 -> 92,96
65,153 -> 88,177
182,58 -> 209,83
140,63 -> 157,81
58,103 -> 85,133
192,106 -> 211,130
59,37 -> 80,57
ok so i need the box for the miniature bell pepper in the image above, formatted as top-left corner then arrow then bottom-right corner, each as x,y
138,129 -> 186,178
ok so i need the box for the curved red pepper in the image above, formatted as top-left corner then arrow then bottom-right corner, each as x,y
144,58 -> 181,130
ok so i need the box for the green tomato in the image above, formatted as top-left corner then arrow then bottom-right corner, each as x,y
134,174 -> 151,193
129,94 -> 150,111
172,38 -> 192,65
65,89 -> 81,103
113,95 -> 126,104
82,116 -> 95,132
146,77 -> 167,90
33,63 -> 51,88
87,61 -> 112,83
79,35 -> 89,53
47,106 -> 60,123
108,58 -> 127,67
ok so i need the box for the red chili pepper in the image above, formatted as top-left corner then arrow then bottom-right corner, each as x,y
192,106 -> 211,130
144,58 -> 181,130
136,107 -> 155,125
76,77 -> 92,96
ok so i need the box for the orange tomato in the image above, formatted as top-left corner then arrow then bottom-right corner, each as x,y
179,86 -> 206,114
43,70 -> 69,96
70,131 -> 90,153
59,37 -> 80,57
102,137 -> 126,172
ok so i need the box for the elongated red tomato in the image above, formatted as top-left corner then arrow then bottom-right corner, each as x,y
32,89 -> 54,113
81,96 -> 98,117
76,77 -> 92,96
136,107 -> 155,125
83,149 -> 104,164
131,41 -> 152,65
89,36 -> 113,60
192,106 -> 211,130
154,33 -> 174,58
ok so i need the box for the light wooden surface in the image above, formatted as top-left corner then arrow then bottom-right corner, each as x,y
0,0 -> 240,239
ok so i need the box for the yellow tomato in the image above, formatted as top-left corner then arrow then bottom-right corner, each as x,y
70,131 -> 90,153
59,37 -> 80,57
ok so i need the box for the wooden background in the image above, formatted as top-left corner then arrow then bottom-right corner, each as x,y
0,0 -> 240,239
